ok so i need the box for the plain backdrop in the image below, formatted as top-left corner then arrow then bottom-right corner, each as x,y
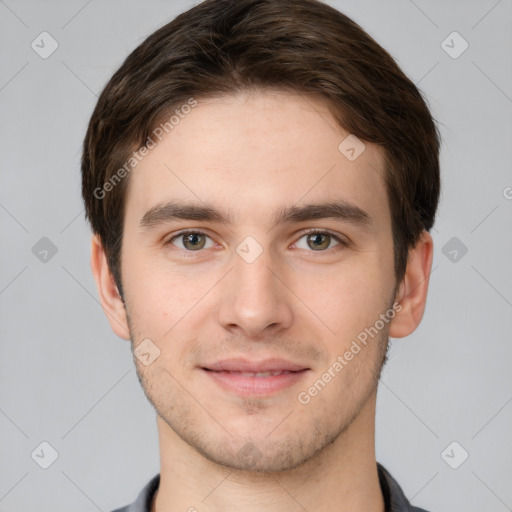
1,1 -> 511,511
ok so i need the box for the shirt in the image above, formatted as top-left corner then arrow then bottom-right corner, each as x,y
111,462 -> 430,512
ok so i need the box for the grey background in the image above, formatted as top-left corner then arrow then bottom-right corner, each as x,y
1,0 -> 511,511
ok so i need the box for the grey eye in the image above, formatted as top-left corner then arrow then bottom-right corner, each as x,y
170,232 -> 214,251
295,232 -> 340,251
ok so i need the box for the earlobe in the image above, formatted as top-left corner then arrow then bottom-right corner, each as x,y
388,230 -> 434,339
90,234 -> 131,340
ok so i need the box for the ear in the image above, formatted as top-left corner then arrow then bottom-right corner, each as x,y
90,234 -> 131,340
389,230 -> 434,338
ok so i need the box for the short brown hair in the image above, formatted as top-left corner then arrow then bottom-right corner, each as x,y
82,0 -> 440,298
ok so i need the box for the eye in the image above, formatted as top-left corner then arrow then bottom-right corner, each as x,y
166,230 -> 215,251
165,229 -> 348,253
293,230 -> 346,251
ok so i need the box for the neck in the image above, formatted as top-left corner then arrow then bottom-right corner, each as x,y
152,389 -> 383,512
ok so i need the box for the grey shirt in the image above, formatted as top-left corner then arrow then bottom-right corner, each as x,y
111,462 -> 430,512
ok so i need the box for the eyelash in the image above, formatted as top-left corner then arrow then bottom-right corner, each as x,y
164,229 -> 349,253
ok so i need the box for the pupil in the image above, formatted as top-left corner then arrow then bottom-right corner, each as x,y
185,233 -> 204,249
309,233 -> 328,249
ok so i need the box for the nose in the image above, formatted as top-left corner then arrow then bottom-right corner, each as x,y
216,244 -> 294,338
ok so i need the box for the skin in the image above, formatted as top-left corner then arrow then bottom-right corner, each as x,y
91,90 -> 433,512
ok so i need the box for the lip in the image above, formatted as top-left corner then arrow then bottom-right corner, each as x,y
201,358 -> 310,397
202,358 -> 309,373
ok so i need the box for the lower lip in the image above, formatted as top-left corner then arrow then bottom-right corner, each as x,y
202,369 -> 310,396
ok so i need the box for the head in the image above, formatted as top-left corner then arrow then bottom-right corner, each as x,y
83,0 -> 439,472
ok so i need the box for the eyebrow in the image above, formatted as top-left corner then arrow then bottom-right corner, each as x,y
138,199 -> 373,231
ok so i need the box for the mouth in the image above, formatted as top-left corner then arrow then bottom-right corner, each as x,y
200,358 -> 310,396
203,369 -> 302,377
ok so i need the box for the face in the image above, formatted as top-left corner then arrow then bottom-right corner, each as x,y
118,90 -> 399,472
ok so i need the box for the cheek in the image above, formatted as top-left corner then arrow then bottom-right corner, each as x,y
123,251 -> 216,341
122,257 -> 174,331
291,255 -> 394,340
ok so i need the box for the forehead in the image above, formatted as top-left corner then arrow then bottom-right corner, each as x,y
123,90 -> 389,229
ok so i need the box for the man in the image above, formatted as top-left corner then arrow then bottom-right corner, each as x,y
82,0 -> 440,510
